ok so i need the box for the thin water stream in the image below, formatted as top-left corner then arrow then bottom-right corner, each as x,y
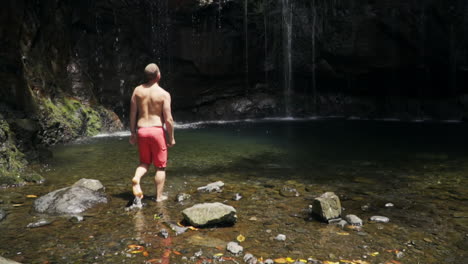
0,120 -> 467,263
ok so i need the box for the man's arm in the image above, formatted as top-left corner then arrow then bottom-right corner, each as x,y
129,88 -> 138,145
163,92 -> 175,147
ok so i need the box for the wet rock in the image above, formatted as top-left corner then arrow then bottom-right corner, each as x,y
244,253 -> 257,264
0,208 -> 6,222
33,179 -> 107,215
165,221 -> 189,235
182,202 -> 237,227
159,229 -> 169,239
280,186 -> 300,197
233,193 -> 243,201
27,218 -> 53,228
312,192 -> 342,221
226,241 -> 243,255
197,181 -> 224,192
72,178 -> 104,191
69,215 -> 84,223
176,193 -> 191,202
327,218 -> 342,224
345,214 -> 363,226
336,219 -> 347,229
307,257 -> 322,264
264,259 -> 274,264
275,234 -> 286,241
370,216 -> 390,223
187,234 -> 227,248
385,203 -> 394,208
0,256 -> 22,264
361,204 -> 370,211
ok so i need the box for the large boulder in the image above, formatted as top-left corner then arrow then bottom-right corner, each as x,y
182,202 -> 237,227
33,179 -> 107,215
312,192 -> 342,221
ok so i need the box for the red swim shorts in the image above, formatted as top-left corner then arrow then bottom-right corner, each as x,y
137,126 -> 167,168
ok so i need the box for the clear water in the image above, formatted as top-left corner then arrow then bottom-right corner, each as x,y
1,120 -> 467,263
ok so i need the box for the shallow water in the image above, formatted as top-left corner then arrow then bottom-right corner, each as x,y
1,120 -> 468,263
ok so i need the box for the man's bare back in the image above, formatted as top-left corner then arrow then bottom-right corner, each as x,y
133,83 -> 169,128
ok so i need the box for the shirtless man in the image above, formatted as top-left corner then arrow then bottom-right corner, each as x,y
129,63 -> 175,206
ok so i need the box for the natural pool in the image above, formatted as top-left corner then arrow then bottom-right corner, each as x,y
1,119 -> 467,263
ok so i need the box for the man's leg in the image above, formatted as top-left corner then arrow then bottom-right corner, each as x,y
132,163 -> 149,199
154,168 -> 167,202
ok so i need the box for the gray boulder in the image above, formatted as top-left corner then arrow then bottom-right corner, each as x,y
312,192 -> 342,221
33,179 -> 107,215
182,202 -> 237,227
72,178 -> 104,191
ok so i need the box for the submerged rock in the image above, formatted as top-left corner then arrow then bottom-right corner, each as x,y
370,216 -> 390,223
197,181 -> 224,192
0,208 -> 6,222
226,241 -> 243,255
176,193 -> 191,202
279,186 -> 300,197
275,234 -> 286,241
182,202 -> 237,227
345,214 -> 363,226
232,193 -> 243,201
27,218 -> 53,228
33,179 -> 107,215
312,192 -> 342,221
165,221 -> 189,235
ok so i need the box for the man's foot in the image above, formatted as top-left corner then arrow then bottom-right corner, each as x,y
156,195 -> 168,202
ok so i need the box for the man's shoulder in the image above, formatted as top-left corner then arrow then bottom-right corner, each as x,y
157,86 -> 171,97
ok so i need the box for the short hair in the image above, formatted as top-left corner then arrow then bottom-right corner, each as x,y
144,63 -> 160,81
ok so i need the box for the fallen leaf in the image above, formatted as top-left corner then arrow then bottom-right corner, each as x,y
128,245 -> 144,249
323,261 -> 339,264
274,258 -> 287,263
130,249 -> 144,254
215,246 -> 224,250
299,259 -> 307,263
143,251 -> 149,257
12,204 -> 23,207
146,258 -> 161,263
369,252 -> 379,257
26,195 -> 38,198
162,250 -> 171,258
173,250 -> 182,255
237,234 -> 246,242
285,257 -> 295,263
336,232 -> 350,236
214,253 -> 224,257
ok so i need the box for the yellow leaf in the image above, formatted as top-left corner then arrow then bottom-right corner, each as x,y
143,251 -> 149,257
323,261 -> 339,264
12,204 -> 23,207
26,195 -> 38,198
214,253 -> 224,257
336,232 -> 350,236
369,252 -> 379,257
299,259 -> 307,263
339,260 -> 354,264
130,249 -> 144,254
274,258 -> 287,263
285,257 -> 295,263
237,234 -> 246,242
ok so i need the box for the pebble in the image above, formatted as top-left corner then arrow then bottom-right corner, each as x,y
249,216 -> 258,221
307,258 -> 321,264
396,251 -> 405,259
385,203 -> 394,207
264,259 -> 274,264
69,215 -> 84,223
345,214 -> 363,226
370,216 -> 390,223
194,249 -> 203,258
243,253 -> 254,262
233,193 -> 243,201
176,193 -> 191,202
336,219 -> 348,229
265,229 -> 272,233
159,229 -> 169,239
361,204 -> 370,211
275,234 -> 286,241
227,242 -> 243,255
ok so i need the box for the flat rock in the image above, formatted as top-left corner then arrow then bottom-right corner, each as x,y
27,218 -> 53,228
226,241 -> 243,255
182,202 -> 237,227
0,256 -> 22,264
275,234 -> 286,241
370,216 -> 390,223
197,181 -> 224,192
33,179 -> 107,215
345,214 -> 363,226
312,192 -> 342,221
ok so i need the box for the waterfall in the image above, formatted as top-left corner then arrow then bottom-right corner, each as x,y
263,0 -> 268,86
311,0 -> 317,114
281,0 -> 293,116
95,12 -> 104,97
244,0 -> 249,92
113,9 -> 125,120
